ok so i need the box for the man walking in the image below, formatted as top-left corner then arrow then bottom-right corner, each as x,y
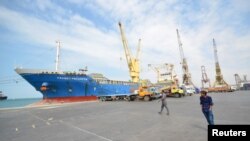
158,89 -> 170,115
200,90 -> 214,125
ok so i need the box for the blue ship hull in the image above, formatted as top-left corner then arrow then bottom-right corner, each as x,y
15,68 -> 139,102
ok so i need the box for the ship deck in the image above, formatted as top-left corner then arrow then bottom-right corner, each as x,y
1,91 -> 250,141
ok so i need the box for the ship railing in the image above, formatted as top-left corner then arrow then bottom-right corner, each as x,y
37,71 -> 87,76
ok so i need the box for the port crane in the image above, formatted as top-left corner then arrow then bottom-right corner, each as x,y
201,65 -> 211,88
234,74 -> 242,90
243,75 -> 248,82
234,74 -> 248,90
176,29 -> 193,86
148,63 -> 184,97
148,63 -> 178,84
118,22 -> 140,83
212,39 -> 228,87
119,23 -> 158,101
207,38 -> 232,92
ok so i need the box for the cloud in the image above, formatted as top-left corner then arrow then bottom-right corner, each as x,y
0,5 -> 123,67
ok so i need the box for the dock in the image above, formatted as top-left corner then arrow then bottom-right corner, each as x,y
1,91 -> 250,141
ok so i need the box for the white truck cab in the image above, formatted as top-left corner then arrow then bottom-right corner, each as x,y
181,85 -> 195,96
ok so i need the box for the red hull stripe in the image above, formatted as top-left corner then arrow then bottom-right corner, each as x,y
32,96 -> 97,106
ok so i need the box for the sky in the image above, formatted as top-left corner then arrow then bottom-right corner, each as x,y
0,0 -> 250,99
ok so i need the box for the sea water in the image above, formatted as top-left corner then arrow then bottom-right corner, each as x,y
0,98 -> 41,109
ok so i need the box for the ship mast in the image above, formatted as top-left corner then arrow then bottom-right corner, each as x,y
55,40 -> 61,71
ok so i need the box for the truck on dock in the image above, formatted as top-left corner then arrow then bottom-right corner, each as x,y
98,85 -> 159,101
137,86 -> 159,101
98,93 -> 136,101
160,84 -> 184,98
181,84 -> 196,96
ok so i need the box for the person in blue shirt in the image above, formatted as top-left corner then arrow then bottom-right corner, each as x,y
200,90 -> 214,125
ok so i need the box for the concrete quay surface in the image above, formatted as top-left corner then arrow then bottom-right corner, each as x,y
1,91 -> 250,141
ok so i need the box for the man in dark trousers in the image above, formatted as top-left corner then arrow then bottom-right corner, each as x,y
200,90 -> 214,125
158,89 -> 170,115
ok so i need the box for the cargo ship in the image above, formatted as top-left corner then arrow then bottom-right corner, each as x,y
15,41 -> 139,104
0,91 -> 7,100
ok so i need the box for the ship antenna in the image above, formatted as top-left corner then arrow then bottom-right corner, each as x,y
79,66 -> 88,73
55,40 -> 61,71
